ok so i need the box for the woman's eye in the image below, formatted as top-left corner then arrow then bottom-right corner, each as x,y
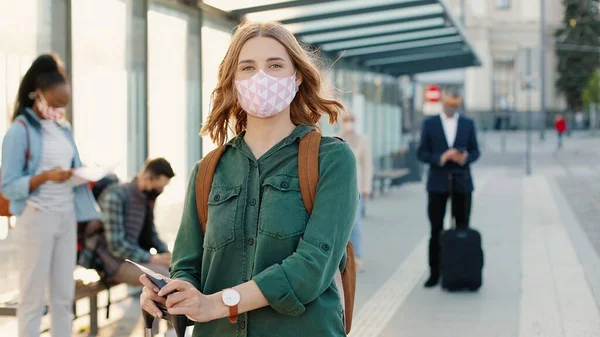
270,64 -> 283,69
242,66 -> 254,71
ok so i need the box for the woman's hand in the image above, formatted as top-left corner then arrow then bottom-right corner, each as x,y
43,167 -> 72,182
158,279 -> 223,323
139,274 -> 169,318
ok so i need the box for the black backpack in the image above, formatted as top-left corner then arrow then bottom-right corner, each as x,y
76,173 -> 119,267
76,173 -> 119,319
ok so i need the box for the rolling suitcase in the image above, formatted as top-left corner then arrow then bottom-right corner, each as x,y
440,173 -> 484,291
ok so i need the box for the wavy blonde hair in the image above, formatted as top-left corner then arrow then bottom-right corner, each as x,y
201,21 -> 344,146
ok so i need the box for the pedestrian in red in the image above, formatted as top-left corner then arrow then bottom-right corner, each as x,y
555,114 -> 566,149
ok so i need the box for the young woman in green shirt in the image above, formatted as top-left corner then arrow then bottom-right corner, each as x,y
140,21 -> 358,337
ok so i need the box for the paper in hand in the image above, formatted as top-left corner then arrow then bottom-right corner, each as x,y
72,165 -> 116,183
125,259 -> 169,290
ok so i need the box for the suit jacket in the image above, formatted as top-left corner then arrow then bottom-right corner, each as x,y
417,114 -> 480,193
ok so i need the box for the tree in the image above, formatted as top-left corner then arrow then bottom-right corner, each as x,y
555,0 -> 600,110
582,69 -> 600,111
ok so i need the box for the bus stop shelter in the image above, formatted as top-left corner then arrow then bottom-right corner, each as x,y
205,0 -> 482,76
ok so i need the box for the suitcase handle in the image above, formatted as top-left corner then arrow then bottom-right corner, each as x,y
142,305 -> 194,337
448,172 -> 469,229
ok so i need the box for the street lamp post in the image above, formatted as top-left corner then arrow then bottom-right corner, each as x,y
525,47 -> 533,176
540,0 -> 547,141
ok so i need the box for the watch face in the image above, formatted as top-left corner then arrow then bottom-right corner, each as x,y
222,289 -> 241,307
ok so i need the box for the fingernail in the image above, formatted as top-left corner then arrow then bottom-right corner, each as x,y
154,287 -> 159,293
155,312 -> 161,318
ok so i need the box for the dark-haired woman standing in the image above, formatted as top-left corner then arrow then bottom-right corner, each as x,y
1,53 -> 101,337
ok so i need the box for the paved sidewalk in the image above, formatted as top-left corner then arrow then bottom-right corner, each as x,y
69,166 -> 600,337
1,132 -> 600,336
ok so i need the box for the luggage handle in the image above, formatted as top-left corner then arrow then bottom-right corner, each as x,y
448,172 -> 469,230
449,174 -> 455,229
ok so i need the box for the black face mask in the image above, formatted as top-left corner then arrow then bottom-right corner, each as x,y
144,189 -> 162,201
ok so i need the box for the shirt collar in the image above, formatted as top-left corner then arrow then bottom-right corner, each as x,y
226,124 -> 315,161
23,107 -> 42,128
226,124 -> 315,149
440,112 -> 459,122
23,107 -> 72,130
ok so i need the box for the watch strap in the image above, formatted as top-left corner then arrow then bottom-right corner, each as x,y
228,305 -> 238,323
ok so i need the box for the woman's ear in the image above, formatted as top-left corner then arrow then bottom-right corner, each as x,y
295,71 -> 303,88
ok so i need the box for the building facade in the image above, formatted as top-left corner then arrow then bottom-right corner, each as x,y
415,0 -> 566,128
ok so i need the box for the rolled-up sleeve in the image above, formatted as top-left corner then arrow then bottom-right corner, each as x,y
1,122 -> 31,201
170,163 -> 203,290
253,142 -> 358,316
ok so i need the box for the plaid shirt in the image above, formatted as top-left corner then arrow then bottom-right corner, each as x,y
98,183 -> 168,264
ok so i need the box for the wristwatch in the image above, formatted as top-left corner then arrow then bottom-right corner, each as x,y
221,288 -> 241,323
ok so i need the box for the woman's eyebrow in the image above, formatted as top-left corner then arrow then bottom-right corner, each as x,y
238,57 -> 286,65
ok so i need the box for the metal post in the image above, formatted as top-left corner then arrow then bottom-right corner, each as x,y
126,0 -> 149,175
405,75 -> 422,182
539,0 -> 546,140
591,102 -> 597,131
51,0 -> 72,123
526,48 -> 532,176
500,112 -> 507,153
409,75 -> 417,142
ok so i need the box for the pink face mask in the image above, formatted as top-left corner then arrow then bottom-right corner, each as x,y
36,92 -> 65,121
235,70 -> 298,118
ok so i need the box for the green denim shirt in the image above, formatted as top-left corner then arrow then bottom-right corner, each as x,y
170,125 -> 358,337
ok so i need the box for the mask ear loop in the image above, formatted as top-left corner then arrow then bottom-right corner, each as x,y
28,92 -> 36,100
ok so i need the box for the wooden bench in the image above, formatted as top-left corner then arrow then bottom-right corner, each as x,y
373,168 -> 410,195
0,268 -> 120,336
372,148 -> 411,196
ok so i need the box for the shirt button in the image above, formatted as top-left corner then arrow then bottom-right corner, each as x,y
248,238 -> 254,246
250,199 -> 256,206
321,244 -> 330,251
213,194 -> 221,202
280,181 -> 289,189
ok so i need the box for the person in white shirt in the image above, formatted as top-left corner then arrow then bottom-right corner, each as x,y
416,88 -> 481,288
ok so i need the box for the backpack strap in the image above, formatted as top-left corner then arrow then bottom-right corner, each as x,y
298,130 -> 356,334
196,145 -> 227,233
342,242 -> 356,333
298,130 -> 321,214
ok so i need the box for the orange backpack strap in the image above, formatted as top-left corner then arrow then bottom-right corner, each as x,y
196,145 -> 227,233
342,242 -> 356,333
298,130 -> 356,334
298,130 -> 321,214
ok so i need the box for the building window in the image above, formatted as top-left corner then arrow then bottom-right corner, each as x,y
492,59 -> 515,112
496,0 -> 510,10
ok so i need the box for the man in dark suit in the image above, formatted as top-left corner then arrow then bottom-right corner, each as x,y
417,89 -> 481,288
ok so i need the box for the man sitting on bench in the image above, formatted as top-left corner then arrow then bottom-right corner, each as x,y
82,158 -> 174,285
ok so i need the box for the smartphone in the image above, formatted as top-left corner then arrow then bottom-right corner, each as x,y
125,259 -> 168,290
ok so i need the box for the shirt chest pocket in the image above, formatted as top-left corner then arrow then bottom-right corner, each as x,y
258,175 -> 308,239
204,185 -> 241,251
